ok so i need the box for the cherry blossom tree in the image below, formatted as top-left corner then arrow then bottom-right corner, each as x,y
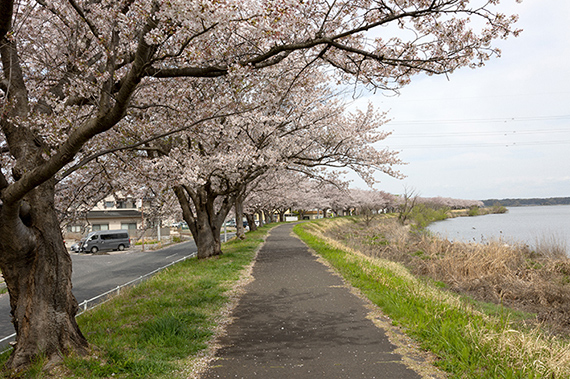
0,0 -> 520,370
418,196 -> 484,209
351,188 -> 393,225
243,170 -> 295,224
241,172 -> 285,228
120,65 -> 401,257
289,181 -> 327,220
243,170 -> 312,221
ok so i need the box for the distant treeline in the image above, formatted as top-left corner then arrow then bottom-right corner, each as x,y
482,197 -> 570,207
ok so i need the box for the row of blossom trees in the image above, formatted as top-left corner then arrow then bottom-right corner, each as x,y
0,0 -> 519,370
239,178 -> 484,225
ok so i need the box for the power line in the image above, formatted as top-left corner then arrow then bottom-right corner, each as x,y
384,139 -> 570,149
389,114 -> 570,126
379,91 -> 570,103
390,127 -> 570,138
378,114 -> 570,149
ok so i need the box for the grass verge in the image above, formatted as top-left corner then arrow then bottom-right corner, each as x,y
294,219 -> 570,378
1,224 -> 274,378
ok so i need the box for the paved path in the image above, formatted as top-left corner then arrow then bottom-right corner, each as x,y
202,223 -> 423,378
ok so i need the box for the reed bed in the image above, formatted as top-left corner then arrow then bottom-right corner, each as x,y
327,216 -> 570,332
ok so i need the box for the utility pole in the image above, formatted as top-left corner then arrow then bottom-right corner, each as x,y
141,200 -> 145,252
157,218 -> 161,247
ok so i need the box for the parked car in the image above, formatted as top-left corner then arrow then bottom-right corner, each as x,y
172,221 -> 189,230
80,230 -> 131,253
70,239 -> 86,253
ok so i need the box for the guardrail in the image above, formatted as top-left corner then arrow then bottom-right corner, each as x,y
76,252 -> 197,314
0,252 -> 197,351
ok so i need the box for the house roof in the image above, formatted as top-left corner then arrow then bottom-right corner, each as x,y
87,210 -> 142,219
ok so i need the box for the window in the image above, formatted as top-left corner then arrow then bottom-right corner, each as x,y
101,232 -> 129,240
92,224 -> 109,231
104,201 -> 115,208
66,225 -> 82,233
117,200 -> 136,209
121,223 -> 137,230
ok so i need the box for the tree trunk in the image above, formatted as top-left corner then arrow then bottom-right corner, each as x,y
256,212 -> 264,227
245,213 -> 257,232
192,206 -> 223,259
173,185 -> 232,259
263,210 -> 273,224
0,180 -> 88,371
234,194 -> 245,240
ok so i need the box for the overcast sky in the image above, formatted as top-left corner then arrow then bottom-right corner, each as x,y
348,0 -> 570,201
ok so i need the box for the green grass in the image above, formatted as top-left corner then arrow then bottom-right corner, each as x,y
293,221 -> 561,378
407,204 -> 509,230
0,225 -> 273,378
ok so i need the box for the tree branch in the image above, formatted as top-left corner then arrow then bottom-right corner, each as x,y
173,185 -> 197,237
145,66 -> 228,78
0,166 -> 9,190
66,0 -> 101,41
153,22 -> 219,63
57,107 -> 255,180
0,39 -> 29,118
2,2 -> 161,204
0,0 -> 12,41
36,0 -> 73,29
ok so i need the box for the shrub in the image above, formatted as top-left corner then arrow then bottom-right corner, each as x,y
490,203 -> 508,214
409,204 -> 449,229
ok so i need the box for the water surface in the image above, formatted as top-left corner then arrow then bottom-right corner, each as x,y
428,205 -> 570,252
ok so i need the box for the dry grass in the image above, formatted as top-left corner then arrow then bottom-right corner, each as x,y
535,232 -> 569,260
309,216 -> 570,377
324,216 -> 570,334
471,324 -> 570,378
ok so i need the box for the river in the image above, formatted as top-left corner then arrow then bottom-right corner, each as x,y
428,204 -> 570,254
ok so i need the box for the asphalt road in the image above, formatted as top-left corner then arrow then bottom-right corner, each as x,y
0,238 -> 203,348
71,239 -> 198,305
203,224 -> 422,378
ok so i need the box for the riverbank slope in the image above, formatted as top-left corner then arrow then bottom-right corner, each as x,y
294,216 -> 570,377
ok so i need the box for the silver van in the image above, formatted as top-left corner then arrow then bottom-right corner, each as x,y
80,230 -> 131,253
